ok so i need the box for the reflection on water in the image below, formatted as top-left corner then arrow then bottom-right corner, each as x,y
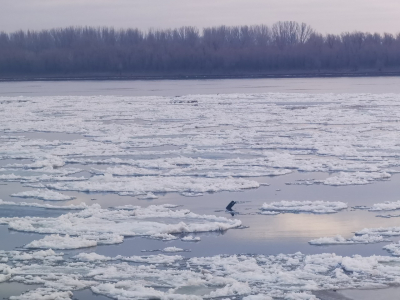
73,289 -> 111,300
0,282 -> 40,299
337,287 -> 400,300
0,226 -> 44,251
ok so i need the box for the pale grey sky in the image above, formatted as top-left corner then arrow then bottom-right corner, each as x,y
1,0 -> 399,34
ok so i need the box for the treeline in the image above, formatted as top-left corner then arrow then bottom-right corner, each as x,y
0,21 -> 400,76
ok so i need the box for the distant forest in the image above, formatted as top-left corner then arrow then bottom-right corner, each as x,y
1,21 -> 400,78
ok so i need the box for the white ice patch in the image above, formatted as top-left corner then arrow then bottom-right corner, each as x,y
24,234 -> 98,250
2,93 -> 400,197
0,204 -> 241,244
9,249 -> 63,261
9,289 -> 73,300
18,155 -> 65,169
0,199 -> 87,210
5,250 -> 400,299
260,211 -> 280,215
118,254 -> 184,264
43,174 -> 260,196
163,247 -> 185,253
181,235 -> 201,242
180,192 -> 204,197
73,253 -> 111,262
94,157 -> 293,178
356,227 -> 400,237
11,189 -> 75,201
261,201 -> 347,214
137,192 -> 158,200
0,173 -> 86,184
321,172 -> 391,186
73,252 -> 183,264
0,263 -> 11,283
113,204 -> 140,211
309,234 -> 390,245
369,201 -> 400,211
383,241 -> 400,256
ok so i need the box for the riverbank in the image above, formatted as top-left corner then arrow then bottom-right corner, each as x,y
1,69 -> 400,82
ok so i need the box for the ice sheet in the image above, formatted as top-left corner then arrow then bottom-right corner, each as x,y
0,204 -> 242,245
11,189 -> 75,201
3,93 -> 400,298
309,234 -> 391,245
1,93 -> 400,198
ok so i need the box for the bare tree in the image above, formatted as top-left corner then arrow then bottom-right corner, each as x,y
0,23 -> 399,76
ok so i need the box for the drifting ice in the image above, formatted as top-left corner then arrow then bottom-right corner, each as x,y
261,201 -> 348,214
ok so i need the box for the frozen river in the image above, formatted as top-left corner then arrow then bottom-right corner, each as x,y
1,77 -> 400,299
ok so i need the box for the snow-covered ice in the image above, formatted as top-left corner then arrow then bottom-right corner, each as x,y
25,234 -> 98,250
3,92 -> 400,298
0,199 -> 87,210
356,227 -> 400,237
42,174 -> 260,196
9,289 -> 73,300
321,172 -> 391,186
11,189 -> 75,201
368,201 -> 400,211
0,204 -> 242,245
260,211 -> 281,215
4,250 -> 400,299
309,234 -> 391,245
261,201 -> 348,214
1,93 -> 400,196
162,246 -> 185,252
383,242 -> 400,256
181,235 -> 201,242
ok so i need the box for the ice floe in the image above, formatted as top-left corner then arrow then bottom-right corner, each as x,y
42,174 -> 260,196
1,93 -> 400,200
260,211 -> 281,215
261,201 -> 348,214
376,214 -> 400,218
0,204 -> 242,245
368,201 -> 400,211
73,252 -> 183,264
0,199 -> 87,210
25,234 -> 98,250
162,247 -> 185,253
181,235 -> 201,242
3,93 -> 400,298
9,289 -> 73,300
11,189 -> 75,201
308,221 -> 400,248
4,249 -> 400,299
137,192 -> 158,200
355,227 -> 400,240
321,171 -> 391,186
8,249 -> 64,261
309,234 -> 391,245
287,172 -> 392,186
383,241 -> 400,256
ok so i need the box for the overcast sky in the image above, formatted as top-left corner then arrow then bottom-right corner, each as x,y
1,0 -> 399,34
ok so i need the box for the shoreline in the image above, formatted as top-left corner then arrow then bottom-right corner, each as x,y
1,71 -> 400,82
